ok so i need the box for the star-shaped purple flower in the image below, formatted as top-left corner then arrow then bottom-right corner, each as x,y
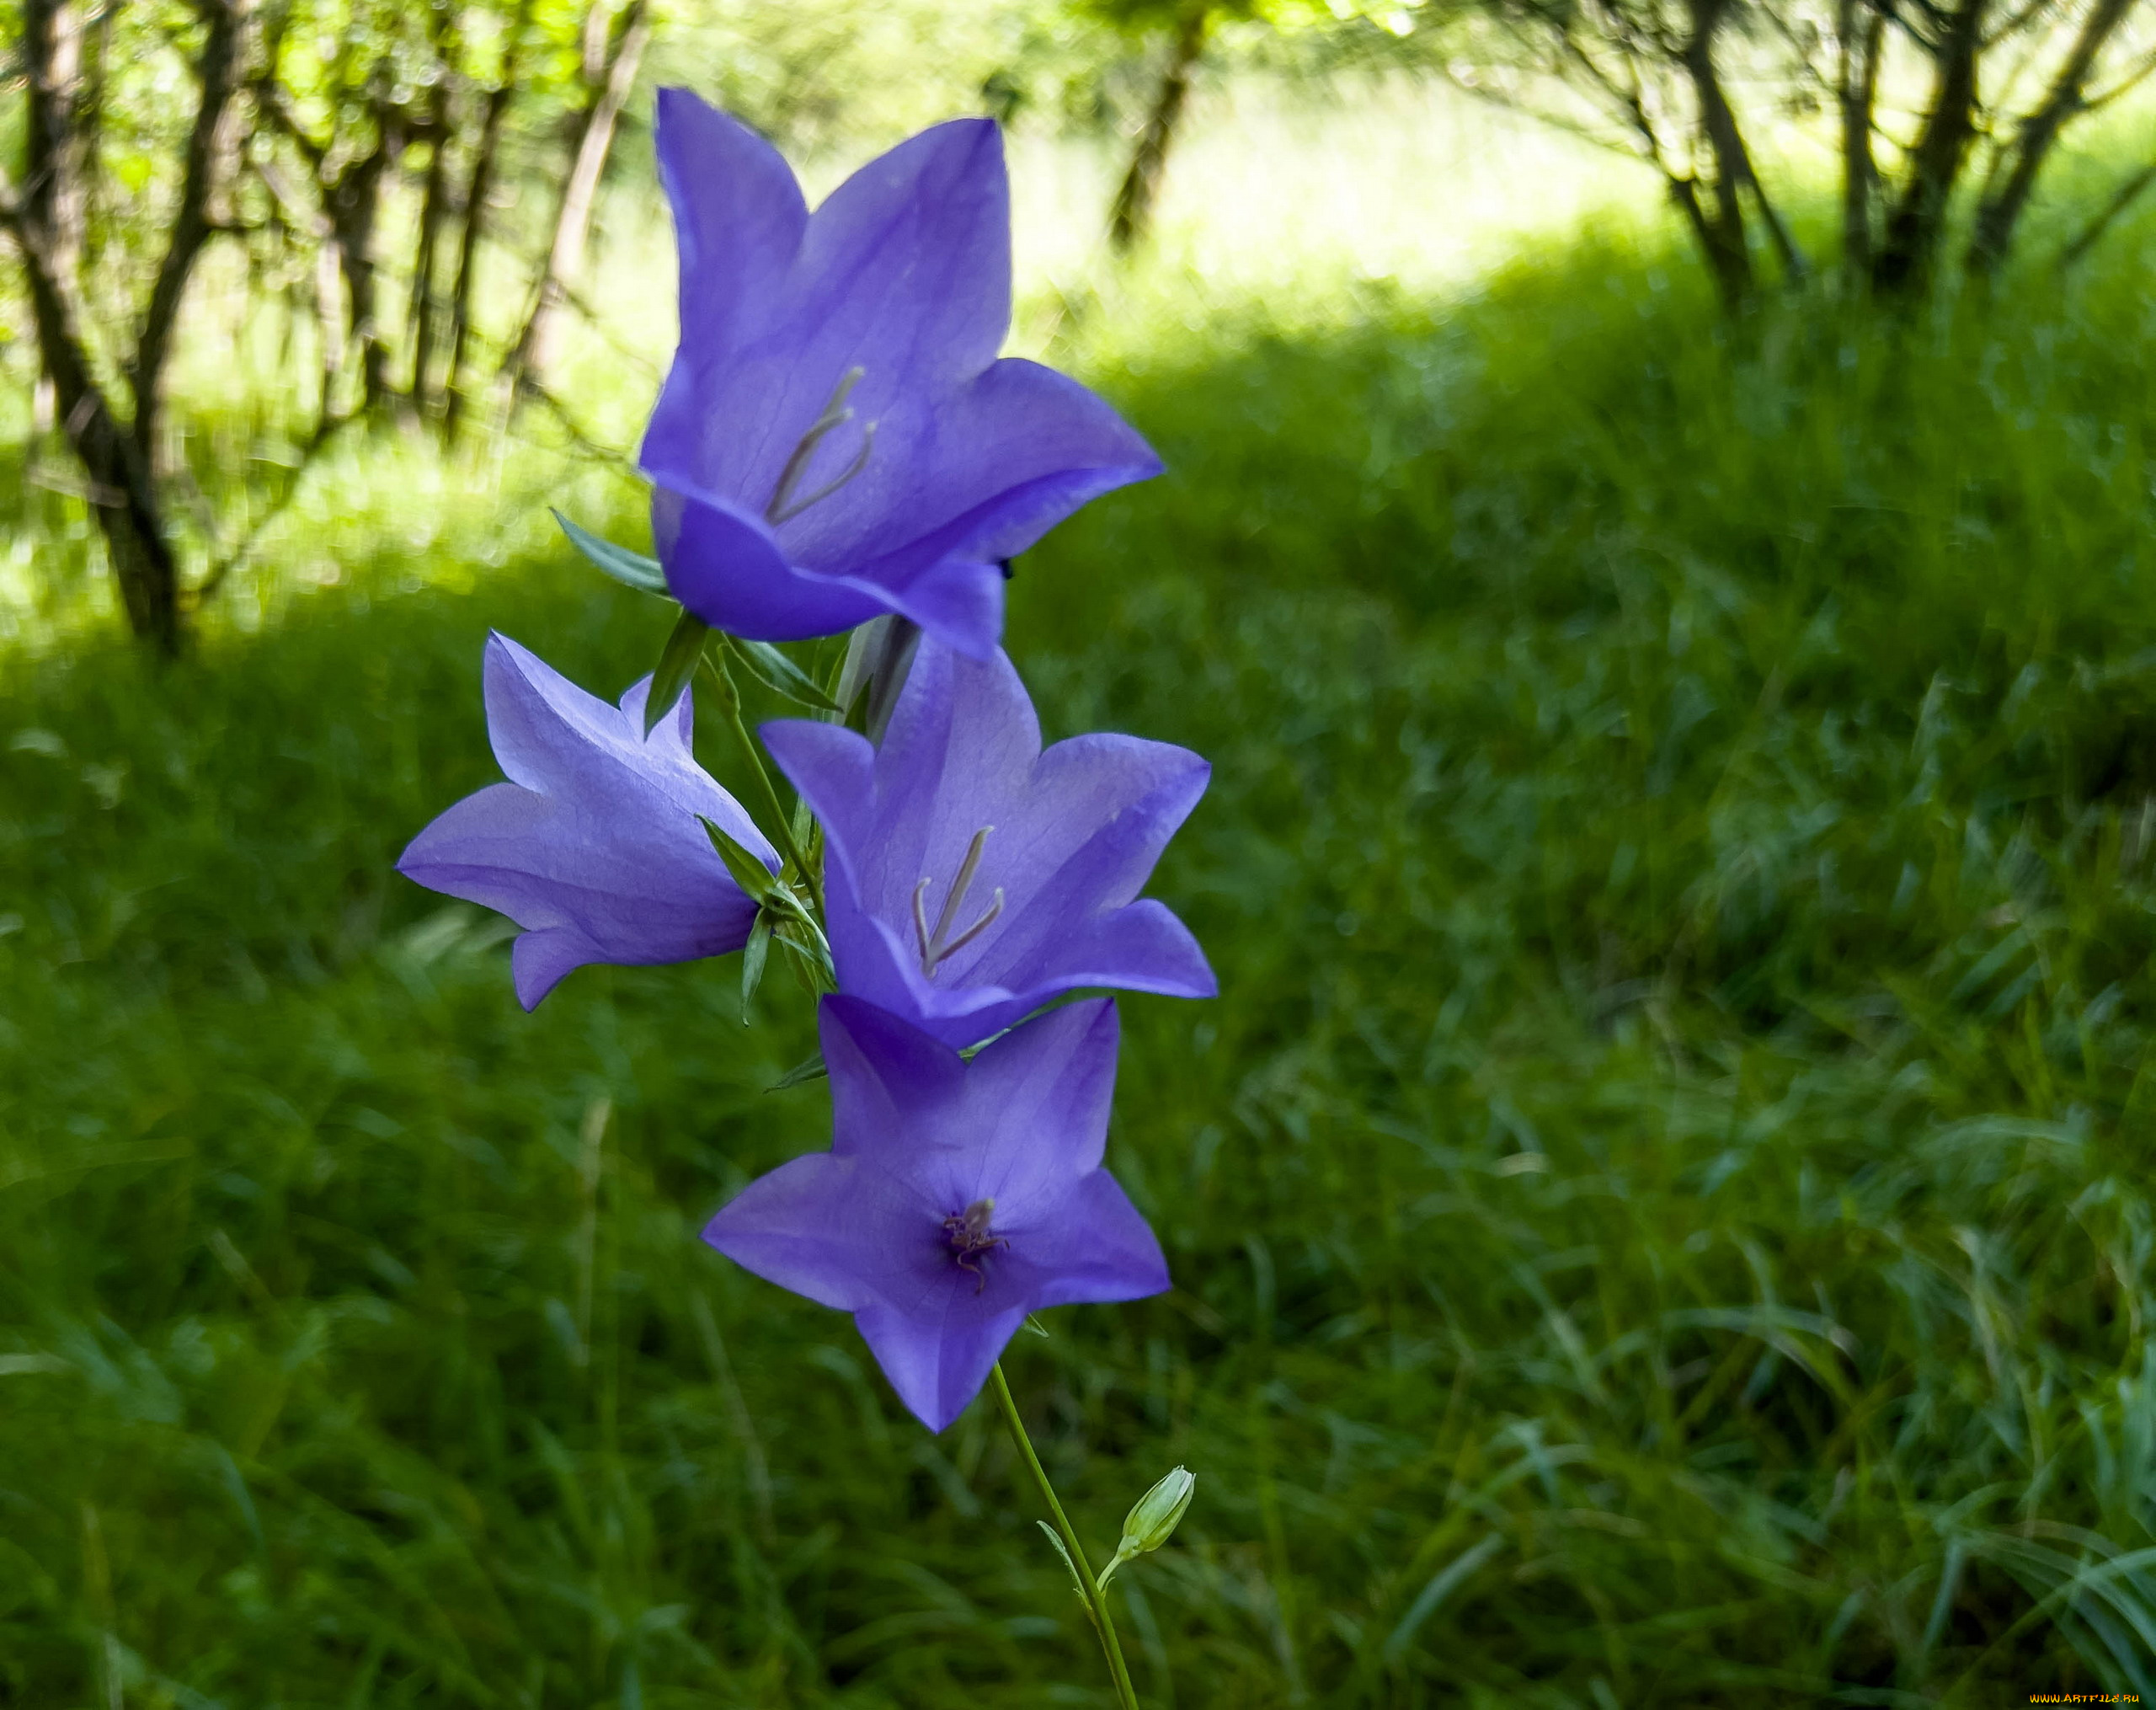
640,88 -> 1161,660
759,637 -> 1215,1050
397,633 -> 779,1008
704,995 -> 1167,1430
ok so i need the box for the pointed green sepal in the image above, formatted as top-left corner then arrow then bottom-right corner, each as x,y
648,610 -> 712,737
766,1052 -> 828,1092
769,919 -> 835,992
727,635 -> 843,713
552,510 -> 670,597
741,912 -> 773,1023
700,815 -> 780,906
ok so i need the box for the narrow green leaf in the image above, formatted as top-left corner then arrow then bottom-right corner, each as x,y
1035,1521 -> 1090,1602
700,815 -> 779,905
741,913 -> 772,1024
766,1053 -> 828,1092
552,510 -> 670,596
727,635 -> 842,713
648,611 -> 711,737
768,919 -> 836,992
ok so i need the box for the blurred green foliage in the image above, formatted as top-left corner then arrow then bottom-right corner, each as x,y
8,202 -> 2156,1702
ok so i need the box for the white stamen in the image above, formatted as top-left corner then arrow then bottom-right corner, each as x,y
914,827 -> 1002,978
766,366 -> 875,523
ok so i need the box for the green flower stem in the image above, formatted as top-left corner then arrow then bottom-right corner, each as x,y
988,1362 -> 1142,1710
702,651 -> 823,916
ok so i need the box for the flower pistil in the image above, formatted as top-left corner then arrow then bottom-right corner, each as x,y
767,366 -> 878,525
941,1197 -> 1006,1293
910,824 -> 1004,977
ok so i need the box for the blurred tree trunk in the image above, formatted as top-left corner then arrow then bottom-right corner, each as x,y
23,0 -> 89,301
407,16 -> 457,414
326,121 -> 399,410
260,71 -> 407,425
24,0 -> 88,431
1871,0 -> 1988,291
1678,0 -> 1757,301
502,0 -> 650,399
1836,0 -> 1882,284
8,215 -> 182,652
6,0 -> 252,654
445,0 -> 536,437
136,0 -> 251,458
1967,0 -> 2137,275
1109,5 -> 1209,255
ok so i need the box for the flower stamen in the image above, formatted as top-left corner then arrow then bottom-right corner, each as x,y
911,826 -> 1003,978
766,366 -> 877,525
942,1197 -> 1007,1294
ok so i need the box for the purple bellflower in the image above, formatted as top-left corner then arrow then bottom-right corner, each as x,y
641,88 -> 1161,660
398,633 -> 779,1008
705,995 -> 1167,1430
760,637 -> 1215,1050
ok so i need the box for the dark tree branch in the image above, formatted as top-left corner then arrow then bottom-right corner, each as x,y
2057,156 -> 2156,268
1839,0 -> 1885,281
2,198 -> 183,653
1874,0 -> 1990,291
503,0 -> 651,392
1968,0 -> 2137,273
444,0 -> 536,436
136,0 -> 250,453
1109,4 -> 1211,255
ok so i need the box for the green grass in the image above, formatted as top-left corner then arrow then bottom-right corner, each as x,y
11,222 -> 2156,1706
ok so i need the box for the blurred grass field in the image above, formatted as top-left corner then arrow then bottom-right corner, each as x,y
9,78 -> 2156,1706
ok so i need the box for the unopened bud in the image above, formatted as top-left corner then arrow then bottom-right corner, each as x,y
1118,1466 -> 1195,1558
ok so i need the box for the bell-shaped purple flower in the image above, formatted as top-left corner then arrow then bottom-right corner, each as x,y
705,995 -> 1167,1430
398,633 -> 779,1008
641,88 -> 1161,660
760,637 -> 1215,1050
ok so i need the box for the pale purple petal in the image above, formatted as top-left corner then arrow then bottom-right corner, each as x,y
643,115 -> 1008,535
957,999 -> 1119,1200
702,997 -> 1168,1431
640,89 -> 1159,652
857,1297 -> 1030,1433
652,89 -> 806,370
654,484 -> 886,642
1004,1173 -> 1170,1311
763,639 -> 1213,1046
703,1151 -> 942,1312
397,634 -> 775,1007
836,361 -> 1161,583
819,994 -> 967,1159
511,927 -> 603,1008
877,558 -> 1005,663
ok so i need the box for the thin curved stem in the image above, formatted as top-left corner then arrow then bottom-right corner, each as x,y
701,651 -> 823,916
988,1362 -> 1142,1710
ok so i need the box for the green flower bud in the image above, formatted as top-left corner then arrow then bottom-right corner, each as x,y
1118,1466 -> 1195,1558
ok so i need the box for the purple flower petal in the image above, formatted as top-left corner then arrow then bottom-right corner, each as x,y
640,90 -> 1160,658
653,89 -> 808,370
703,996 -> 1167,1431
397,633 -> 778,1008
760,639 -> 1214,1047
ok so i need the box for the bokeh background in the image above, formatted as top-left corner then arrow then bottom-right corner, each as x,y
9,0 -> 2156,1702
